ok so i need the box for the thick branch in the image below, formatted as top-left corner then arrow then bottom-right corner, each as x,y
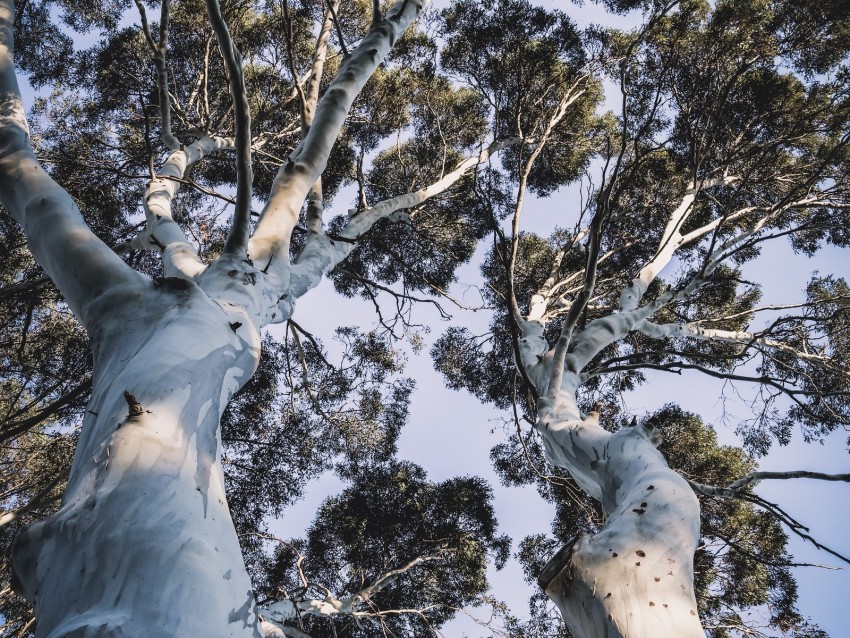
301,2 -> 336,236
133,0 -> 182,150
248,0 -> 426,281
618,175 -> 737,312
206,0 -> 253,257
286,136 -> 519,300
125,135 -> 234,278
727,470 -> 850,491
638,320 -> 848,379
0,0 -> 145,321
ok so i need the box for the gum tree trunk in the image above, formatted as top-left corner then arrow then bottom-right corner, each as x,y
519,303 -> 706,637
12,276 -> 267,637
536,393 -> 703,637
0,0 -> 427,632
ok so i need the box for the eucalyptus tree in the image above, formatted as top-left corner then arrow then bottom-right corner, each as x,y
3,0 -> 850,637
0,0 -> 529,633
256,460 -> 511,638
415,0 -> 850,636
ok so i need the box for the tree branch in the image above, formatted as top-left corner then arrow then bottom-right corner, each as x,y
125,135 -> 235,278
133,0 -> 181,150
248,0 -> 426,286
687,477 -> 850,565
286,136 -> 520,301
206,0 -> 253,257
0,0 -> 145,321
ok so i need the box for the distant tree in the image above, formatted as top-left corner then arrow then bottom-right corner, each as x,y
257,461 -> 510,637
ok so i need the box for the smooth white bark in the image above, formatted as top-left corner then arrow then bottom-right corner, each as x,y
13,280 -> 266,637
517,180 -> 720,636
289,137 -> 520,300
538,419 -> 703,638
125,135 -> 234,279
619,176 -> 737,312
0,0 -> 432,633
248,0 -> 427,287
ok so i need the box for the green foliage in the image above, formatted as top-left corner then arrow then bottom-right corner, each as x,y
441,0 -> 599,194
260,460 -> 510,637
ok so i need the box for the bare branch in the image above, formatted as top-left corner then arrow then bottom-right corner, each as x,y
687,477 -> 850,566
133,0 -> 181,150
206,0 -> 253,257
125,135 -> 235,278
286,136 -> 521,301
248,0 -> 426,285
324,0 -> 349,58
726,470 -> 850,491
0,471 -> 63,528
0,0 -> 145,320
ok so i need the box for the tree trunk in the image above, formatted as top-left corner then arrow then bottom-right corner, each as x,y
535,382 -> 704,638
12,279 -> 265,638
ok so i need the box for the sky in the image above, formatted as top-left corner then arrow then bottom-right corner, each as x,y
15,0 -> 850,636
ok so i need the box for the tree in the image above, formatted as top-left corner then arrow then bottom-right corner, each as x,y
0,0 -> 508,634
2,0 -> 850,637
426,0 -> 850,636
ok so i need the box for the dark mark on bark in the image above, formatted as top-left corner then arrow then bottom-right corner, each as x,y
612,552 -> 618,557
633,508 -> 646,514
647,484 -> 655,490
242,272 -> 256,285
162,277 -> 192,291
636,550 -> 646,557
537,535 -> 579,591
123,391 -> 143,417
229,322 -> 242,332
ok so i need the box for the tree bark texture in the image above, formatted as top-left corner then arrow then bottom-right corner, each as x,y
537,407 -> 703,638
13,278 -> 267,637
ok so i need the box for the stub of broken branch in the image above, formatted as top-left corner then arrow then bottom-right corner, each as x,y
123,391 -> 144,418
537,535 -> 580,592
